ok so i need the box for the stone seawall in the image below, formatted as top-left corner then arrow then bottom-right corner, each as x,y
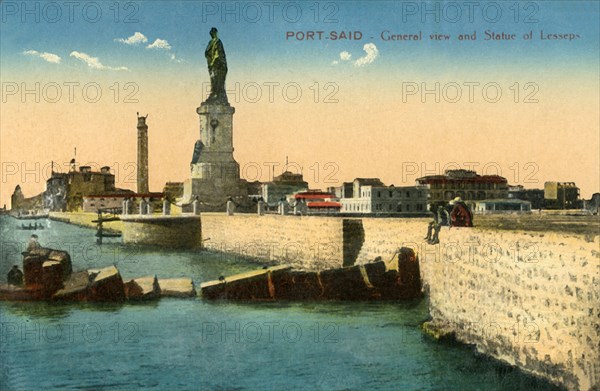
49,212 -> 124,232
201,213 -> 599,390
121,215 -> 201,249
200,213 -> 345,270
354,218 -> 599,390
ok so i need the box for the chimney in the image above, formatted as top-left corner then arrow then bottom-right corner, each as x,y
137,113 -> 149,194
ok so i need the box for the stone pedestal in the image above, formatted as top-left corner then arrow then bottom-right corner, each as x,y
257,200 -> 266,215
182,102 -> 248,212
226,200 -> 235,215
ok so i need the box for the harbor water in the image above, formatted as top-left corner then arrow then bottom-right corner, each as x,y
0,216 -> 562,390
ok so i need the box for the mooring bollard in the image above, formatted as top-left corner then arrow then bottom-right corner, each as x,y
193,199 -> 200,215
139,199 -> 147,215
226,200 -> 235,216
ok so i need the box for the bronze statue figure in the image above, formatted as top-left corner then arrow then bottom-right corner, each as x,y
205,27 -> 228,104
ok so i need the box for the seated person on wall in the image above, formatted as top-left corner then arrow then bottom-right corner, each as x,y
425,202 -> 451,245
7,265 -> 24,286
26,234 -> 41,253
449,197 -> 473,227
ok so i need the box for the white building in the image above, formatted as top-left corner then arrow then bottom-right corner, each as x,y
340,182 -> 429,215
474,199 -> 532,214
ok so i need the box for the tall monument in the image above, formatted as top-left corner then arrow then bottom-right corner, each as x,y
137,113 -> 149,194
182,28 -> 248,211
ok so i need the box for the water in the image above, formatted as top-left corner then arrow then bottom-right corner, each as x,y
0,216 -> 563,390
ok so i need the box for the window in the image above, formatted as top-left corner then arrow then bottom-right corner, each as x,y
378,191 -> 381,198
389,191 -> 393,197
406,204 -> 411,211
406,191 -> 410,198
388,204 -> 392,211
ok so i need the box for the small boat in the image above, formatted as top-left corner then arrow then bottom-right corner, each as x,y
0,284 -> 46,301
20,223 -> 45,230
95,230 -> 122,238
13,213 -> 49,220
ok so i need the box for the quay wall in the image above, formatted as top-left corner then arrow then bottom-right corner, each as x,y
200,213 -> 345,270
49,212 -> 124,232
201,213 -> 599,390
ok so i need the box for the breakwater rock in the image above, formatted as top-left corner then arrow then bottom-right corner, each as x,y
1,248 -> 196,302
201,247 -> 422,301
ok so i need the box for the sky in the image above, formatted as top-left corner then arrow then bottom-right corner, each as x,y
1,0 -> 599,206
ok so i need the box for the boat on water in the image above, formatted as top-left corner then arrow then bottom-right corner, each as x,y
95,230 -> 122,238
13,213 -> 49,220
0,284 -> 46,301
19,223 -> 45,230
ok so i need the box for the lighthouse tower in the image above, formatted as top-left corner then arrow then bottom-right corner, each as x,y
137,113 -> 149,194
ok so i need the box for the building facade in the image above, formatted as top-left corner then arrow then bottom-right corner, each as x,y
340,185 -> 428,214
544,182 -> 581,209
475,199 -> 532,214
261,171 -> 308,205
45,166 -> 117,212
10,185 -> 44,214
417,169 -> 508,208
82,192 -> 161,213
508,185 -> 545,209
291,190 -> 340,215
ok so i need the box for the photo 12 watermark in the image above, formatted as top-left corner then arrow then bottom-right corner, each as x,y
0,321 -> 140,345
1,1 -> 141,24
1,82 -> 140,104
200,321 -> 339,343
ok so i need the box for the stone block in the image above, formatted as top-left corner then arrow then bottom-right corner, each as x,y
124,276 -> 160,300
41,261 -> 64,295
362,260 -> 388,288
47,249 -> 72,279
88,266 -> 126,301
22,248 -> 51,287
53,271 -> 92,301
319,265 -> 373,300
275,271 -> 322,300
160,278 -> 196,298
396,247 -> 422,299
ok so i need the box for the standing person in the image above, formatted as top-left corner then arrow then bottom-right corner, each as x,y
7,265 -> 24,286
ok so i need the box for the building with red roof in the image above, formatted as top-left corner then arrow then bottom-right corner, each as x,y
416,169 -> 508,206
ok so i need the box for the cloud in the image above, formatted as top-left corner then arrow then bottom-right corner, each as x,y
170,53 -> 183,63
147,39 -> 171,50
331,60 -> 339,65
23,50 -> 61,64
339,51 -> 352,61
115,32 -> 148,45
354,43 -> 379,67
69,51 -> 128,71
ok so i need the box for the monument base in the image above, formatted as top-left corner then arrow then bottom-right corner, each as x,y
181,177 -> 249,213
